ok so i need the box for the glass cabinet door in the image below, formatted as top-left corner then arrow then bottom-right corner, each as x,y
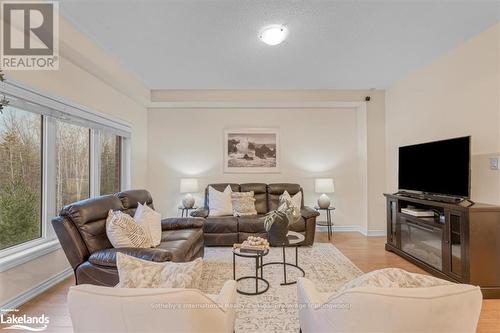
445,210 -> 466,281
387,199 -> 398,247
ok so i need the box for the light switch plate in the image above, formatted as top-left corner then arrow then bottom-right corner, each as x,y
490,157 -> 499,170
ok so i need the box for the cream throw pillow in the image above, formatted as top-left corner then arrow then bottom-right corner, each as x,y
115,253 -> 203,289
106,210 -> 152,248
208,185 -> 233,216
232,191 -> 258,216
280,190 -> 302,210
336,268 -> 453,293
278,191 -> 302,224
134,202 -> 162,247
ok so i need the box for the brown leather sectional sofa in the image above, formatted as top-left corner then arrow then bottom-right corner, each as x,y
52,189 -> 204,286
191,183 -> 320,246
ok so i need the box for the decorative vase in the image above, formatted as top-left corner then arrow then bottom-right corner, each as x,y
317,194 -> 331,209
182,193 -> 195,209
267,212 -> 289,246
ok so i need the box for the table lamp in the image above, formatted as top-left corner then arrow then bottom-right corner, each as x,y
315,178 -> 334,209
180,178 -> 198,209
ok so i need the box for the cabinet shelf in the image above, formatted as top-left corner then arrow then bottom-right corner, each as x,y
384,193 -> 500,299
397,212 -> 441,227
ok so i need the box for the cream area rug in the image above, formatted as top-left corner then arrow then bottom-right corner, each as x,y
199,243 -> 363,333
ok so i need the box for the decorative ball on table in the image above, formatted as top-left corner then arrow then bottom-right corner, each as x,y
315,178 -> 334,209
246,236 -> 269,248
180,178 -> 198,209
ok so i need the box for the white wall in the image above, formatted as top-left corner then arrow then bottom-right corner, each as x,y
148,107 -> 367,230
148,90 -> 386,234
0,18 -> 149,306
386,23 -> 500,204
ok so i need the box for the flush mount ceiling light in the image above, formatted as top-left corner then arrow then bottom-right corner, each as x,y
259,25 -> 288,46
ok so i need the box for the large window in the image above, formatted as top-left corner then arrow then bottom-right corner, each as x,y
0,107 -> 42,250
56,121 -> 90,213
0,82 -> 131,267
100,132 -> 121,195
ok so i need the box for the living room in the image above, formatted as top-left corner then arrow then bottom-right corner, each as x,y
0,1 -> 499,332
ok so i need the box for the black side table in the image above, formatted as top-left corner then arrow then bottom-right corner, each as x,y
260,231 -> 306,286
315,206 -> 335,240
178,206 -> 197,217
232,247 -> 270,295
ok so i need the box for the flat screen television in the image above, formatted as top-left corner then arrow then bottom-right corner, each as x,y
398,136 -> 470,198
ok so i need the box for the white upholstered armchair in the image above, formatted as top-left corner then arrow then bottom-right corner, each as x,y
68,280 -> 237,333
297,269 -> 482,333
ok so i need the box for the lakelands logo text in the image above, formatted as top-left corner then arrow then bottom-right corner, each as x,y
1,1 -> 59,70
1,313 -> 49,331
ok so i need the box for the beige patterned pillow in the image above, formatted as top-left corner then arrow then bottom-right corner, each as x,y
134,202 -> 162,247
336,268 -> 453,293
278,191 -> 301,224
106,210 -> 152,248
232,191 -> 258,216
115,253 -> 203,289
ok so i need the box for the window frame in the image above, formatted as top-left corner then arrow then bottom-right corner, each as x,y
97,131 -> 123,196
0,81 -> 132,272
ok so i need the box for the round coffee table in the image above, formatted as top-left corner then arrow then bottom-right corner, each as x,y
232,247 -> 270,295
261,231 -> 306,286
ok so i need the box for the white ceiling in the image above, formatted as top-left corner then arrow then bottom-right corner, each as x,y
60,0 -> 499,90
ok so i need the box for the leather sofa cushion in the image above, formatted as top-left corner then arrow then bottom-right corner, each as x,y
161,218 -> 204,230
117,189 -> 155,216
60,195 -> 123,253
240,183 -> 268,214
88,247 -> 172,267
157,227 -> 204,262
78,219 -> 113,253
203,217 -> 238,233
61,195 -> 123,227
238,215 -> 266,233
204,233 -> 238,246
52,216 -> 90,270
267,183 -> 303,211
161,229 -> 202,242
76,261 -> 119,287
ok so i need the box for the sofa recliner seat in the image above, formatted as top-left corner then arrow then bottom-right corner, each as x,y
192,183 -> 320,246
52,189 -> 204,286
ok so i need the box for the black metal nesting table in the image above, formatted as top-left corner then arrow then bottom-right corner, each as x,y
232,247 -> 270,295
260,231 -> 306,285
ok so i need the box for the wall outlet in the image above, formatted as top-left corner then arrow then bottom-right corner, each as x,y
490,157 -> 499,170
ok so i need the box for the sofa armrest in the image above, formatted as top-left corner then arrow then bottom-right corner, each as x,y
301,206 -> 320,219
161,217 -> 204,231
297,277 -> 324,307
215,280 -> 238,308
190,207 -> 209,218
88,247 -> 172,267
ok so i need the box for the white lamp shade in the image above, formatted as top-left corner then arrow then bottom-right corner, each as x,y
180,178 -> 199,193
315,178 -> 334,193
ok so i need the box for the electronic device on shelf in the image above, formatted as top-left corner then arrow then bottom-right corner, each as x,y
401,207 -> 435,217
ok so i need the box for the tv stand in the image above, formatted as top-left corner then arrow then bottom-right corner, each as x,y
395,191 -> 474,206
384,193 -> 500,298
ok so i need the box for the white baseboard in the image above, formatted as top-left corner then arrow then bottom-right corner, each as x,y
364,229 -> 387,237
316,225 -> 386,237
316,225 -> 360,233
0,267 -> 73,311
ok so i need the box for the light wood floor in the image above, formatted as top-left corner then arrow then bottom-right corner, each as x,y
2,232 -> 499,332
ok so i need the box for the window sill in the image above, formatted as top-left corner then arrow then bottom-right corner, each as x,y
0,239 -> 61,272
